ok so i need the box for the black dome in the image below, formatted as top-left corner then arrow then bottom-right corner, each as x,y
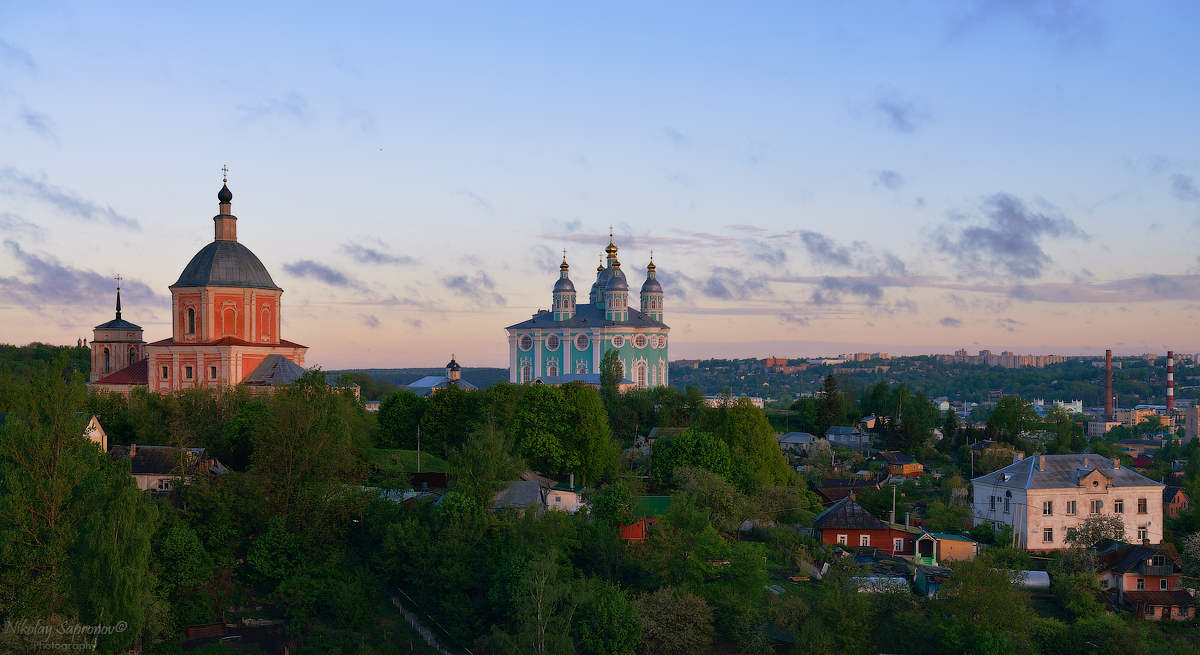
218,184 -> 233,203
171,241 -> 281,290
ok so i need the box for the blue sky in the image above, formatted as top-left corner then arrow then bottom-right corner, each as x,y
3,1 -> 1200,368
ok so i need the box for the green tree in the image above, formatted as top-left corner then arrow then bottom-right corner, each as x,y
649,429 -> 732,488
491,548 -> 584,655
987,397 -> 1036,445
590,480 -> 634,526
633,587 -> 714,655
694,397 -> 789,489
376,389 -> 429,449
937,552 -> 1032,652
447,427 -> 524,507
600,349 -> 623,405
561,381 -> 619,485
816,374 -> 841,435
155,524 -> 214,595
424,384 -> 481,456
513,383 -> 568,473
643,496 -> 726,587
941,408 -> 959,452
1063,514 -> 1125,548
575,580 -> 641,655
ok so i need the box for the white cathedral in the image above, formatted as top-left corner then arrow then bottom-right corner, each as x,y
505,236 -> 669,388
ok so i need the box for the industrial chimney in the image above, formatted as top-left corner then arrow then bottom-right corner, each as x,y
1168,351 -> 1175,411
1105,350 -> 1114,421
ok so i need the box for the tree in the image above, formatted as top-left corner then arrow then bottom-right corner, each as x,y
694,397 -> 790,489
447,427 -> 524,507
649,429 -> 732,488
937,552 -> 1032,651
590,480 -> 634,526
561,381 -> 619,485
575,580 -> 642,655
424,384 -> 481,455
633,587 -> 714,655
922,500 -> 970,534
643,496 -> 726,588
816,374 -> 841,435
941,408 -> 959,452
376,389 -> 428,449
987,397 -> 1036,445
513,383 -> 568,473
1064,514 -> 1125,549
674,467 -> 752,534
491,549 -> 583,655
600,349 -> 623,405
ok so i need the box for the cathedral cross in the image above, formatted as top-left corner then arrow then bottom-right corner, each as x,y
114,274 -> 121,291
222,165 -> 228,182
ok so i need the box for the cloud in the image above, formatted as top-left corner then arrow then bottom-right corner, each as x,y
358,314 -> 381,328
949,0 -> 1104,49
407,318 -> 424,329
0,240 -> 159,307
937,193 -> 1085,279
0,40 -> 35,72
1171,174 -> 1200,201
282,259 -> 369,292
743,239 -> 788,266
940,316 -> 964,327
238,92 -> 310,123
663,127 -> 691,147
996,317 -> 1025,332
799,231 -> 908,276
800,232 -> 854,268
811,276 -> 884,305
441,271 -> 505,307
780,312 -> 810,327
20,109 -> 56,141
0,168 -> 140,229
876,170 -> 905,190
454,188 -> 492,210
696,266 -> 771,301
874,90 -> 932,133
0,212 -> 43,239
339,242 -> 415,266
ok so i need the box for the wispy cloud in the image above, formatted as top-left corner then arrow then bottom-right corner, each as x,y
339,242 -> 415,266
1171,174 -> 1200,201
282,259 -> 369,292
358,314 -> 381,328
876,170 -> 905,190
20,109 -> 56,142
874,90 -> 932,133
937,193 -> 1085,279
238,92 -> 310,123
0,168 -> 140,229
949,0 -> 1104,49
663,126 -> 691,147
799,231 -> 908,276
441,271 -> 505,307
0,212 -> 43,240
811,276 -> 884,305
0,240 -> 159,307
0,40 -> 35,72
940,316 -> 964,327
996,317 -> 1025,332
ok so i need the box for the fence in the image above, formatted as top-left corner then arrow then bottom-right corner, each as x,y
386,589 -> 458,655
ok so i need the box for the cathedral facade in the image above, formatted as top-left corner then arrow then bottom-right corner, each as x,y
91,179 -> 307,393
504,237 -> 669,388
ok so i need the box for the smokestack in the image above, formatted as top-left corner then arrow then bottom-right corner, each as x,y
1168,351 -> 1175,411
1106,350 -> 1114,421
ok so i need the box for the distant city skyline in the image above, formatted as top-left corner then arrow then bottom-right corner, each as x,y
3,3 -> 1200,368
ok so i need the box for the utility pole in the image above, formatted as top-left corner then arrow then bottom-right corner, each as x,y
417,424 -> 421,474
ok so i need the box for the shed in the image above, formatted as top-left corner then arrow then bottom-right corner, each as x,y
915,564 -> 953,598
1018,570 -> 1051,592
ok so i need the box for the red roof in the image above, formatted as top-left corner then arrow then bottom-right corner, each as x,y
147,337 -> 307,349
95,358 -> 149,385
1133,457 -> 1152,468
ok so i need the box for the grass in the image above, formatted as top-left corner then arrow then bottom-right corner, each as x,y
366,448 -> 448,474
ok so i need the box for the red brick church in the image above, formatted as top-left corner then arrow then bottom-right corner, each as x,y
91,178 -> 307,393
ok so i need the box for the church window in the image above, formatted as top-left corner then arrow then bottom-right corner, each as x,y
187,308 -> 195,334
659,336 -> 666,348
612,335 -> 625,348
637,365 -> 647,387
521,366 -> 531,383
209,365 -> 218,380
634,335 -> 647,349
222,308 -> 235,335
184,366 -> 193,380
261,308 -> 271,338
576,361 -> 588,374
547,335 -> 560,351
548,365 -> 559,377
103,348 -> 110,374
575,334 -> 590,350
161,366 -> 169,380
128,347 -> 137,366
519,335 -> 533,351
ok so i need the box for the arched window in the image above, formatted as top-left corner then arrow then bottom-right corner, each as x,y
187,308 -> 195,334
548,365 -> 559,377
261,308 -> 271,338
223,308 -> 235,335
103,348 -> 110,374
521,365 -> 532,383
128,347 -> 137,366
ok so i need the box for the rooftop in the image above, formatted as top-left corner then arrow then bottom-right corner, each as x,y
970,454 -> 1164,490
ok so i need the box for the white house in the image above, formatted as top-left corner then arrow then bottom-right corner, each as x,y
971,454 -> 1164,552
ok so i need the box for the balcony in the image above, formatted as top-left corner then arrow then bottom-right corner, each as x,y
1141,564 -> 1176,576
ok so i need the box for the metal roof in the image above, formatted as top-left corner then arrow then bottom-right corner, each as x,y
242,354 -> 305,386
812,496 -> 889,531
171,240 -> 281,290
970,454 -> 1164,490
505,302 -> 667,330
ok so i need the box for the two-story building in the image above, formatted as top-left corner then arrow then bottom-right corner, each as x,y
880,451 -> 924,479
1096,540 -> 1194,621
971,454 -> 1165,551
1163,486 -> 1191,518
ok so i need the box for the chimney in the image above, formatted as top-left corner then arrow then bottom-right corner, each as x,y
1084,456 -> 1089,468
1168,351 -> 1175,411
569,472 -> 574,489
1113,457 -> 1120,470
1105,350 -> 1114,420
890,509 -> 896,524
1144,538 -> 1150,547
1038,454 -> 1046,471
905,512 -> 910,529
130,443 -> 137,457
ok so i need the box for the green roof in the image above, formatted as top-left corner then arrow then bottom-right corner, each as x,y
635,495 -> 673,517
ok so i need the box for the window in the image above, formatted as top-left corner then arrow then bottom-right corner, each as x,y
1114,499 -> 1124,514
103,348 -> 110,374
1152,555 -> 1166,567
1138,526 -> 1148,541
223,307 -> 235,335
860,535 -> 870,546
1161,578 -> 1169,590
128,347 -> 136,366
1137,578 -> 1146,590
634,334 -> 647,348
612,335 -> 625,348
1163,606 -> 1171,618
209,365 -> 218,380
184,366 -> 193,380
990,496 -> 996,511
893,538 -> 904,551
637,365 -> 647,387
547,365 -> 558,377
521,366 -> 531,383
836,534 -> 847,545
576,361 -> 588,374
1138,498 -> 1148,514
1066,500 -> 1077,515
1043,528 -> 1054,543
1091,500 -> 1105,514
261,308 -> 271,338
1004,497 -> 1010,514
575,334 -> 590,350
546,335 -> 559,351
1043,501 -> 1053,515
187,308 -> 195,334
519,335 -> 533,351
157,479 -> 172,491
160,366 -> 169,380
555,496 -> 561,503
1147,605 -> 1155,616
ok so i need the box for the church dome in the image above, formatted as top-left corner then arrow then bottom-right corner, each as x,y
218,184 -> 233,203
641,277 -> 662,294
171,240 -> 281,290
605,267 -> 629,292
554,277 -> 576,293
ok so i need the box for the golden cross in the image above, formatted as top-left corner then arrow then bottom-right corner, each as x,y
114,274 -> 121,291
222,165 -> 228,182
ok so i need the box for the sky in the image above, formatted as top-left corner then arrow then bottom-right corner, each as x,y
2,1 -> 1200,368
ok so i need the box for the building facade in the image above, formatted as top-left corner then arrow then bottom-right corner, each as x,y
505,237 -> 668,388
92,179 -> 307,394
971,454 -> 1165,552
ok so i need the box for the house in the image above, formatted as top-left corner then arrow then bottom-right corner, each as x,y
406,356 -> 478,397
814,479 -> 881,506
971,454 -> 1165,551
914,564 -> 953,598
879,451 -> 924,479
779,432 -> 818,455
1163,486 -> 1191,518
825,426 -> 871,448
932,533 -> 980,562
547,475 -> 585,513
109,444 -> 226,493
1096,540 -> 1195,620
1117,438 -> 1162,458
619,495 -> 673,543
0,413 -> 108,452
811,497 -> 916,556
490,480 -> 547,514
